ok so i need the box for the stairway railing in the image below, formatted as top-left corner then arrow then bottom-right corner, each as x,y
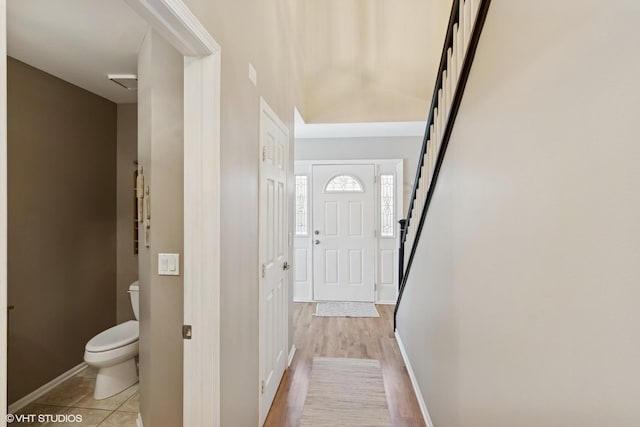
394,0 -> 492,329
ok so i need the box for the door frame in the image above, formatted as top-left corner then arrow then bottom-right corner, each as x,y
294,159 -> 403,304
1,1 -> 7,423
0,1 -> 222,425
258,97 -> 290,426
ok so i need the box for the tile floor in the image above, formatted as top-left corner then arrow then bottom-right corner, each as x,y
14,367 -> 139,427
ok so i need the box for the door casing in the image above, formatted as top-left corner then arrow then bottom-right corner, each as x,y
294,159 -> 403,304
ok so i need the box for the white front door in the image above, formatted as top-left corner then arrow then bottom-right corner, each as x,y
312,164 -> 375,302
258,99 -> 289,426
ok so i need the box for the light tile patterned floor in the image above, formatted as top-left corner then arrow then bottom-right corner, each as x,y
15,367 -> 139,427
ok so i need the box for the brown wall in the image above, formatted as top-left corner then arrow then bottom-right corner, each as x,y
116,104 -> 138,323
7,57 -> 117,403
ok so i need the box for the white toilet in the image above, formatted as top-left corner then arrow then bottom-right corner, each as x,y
84,281 -> 140,399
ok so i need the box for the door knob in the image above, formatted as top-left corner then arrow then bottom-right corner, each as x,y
314,230 -> 320,235
314,240 -> 320,245
283,261 -> 291,271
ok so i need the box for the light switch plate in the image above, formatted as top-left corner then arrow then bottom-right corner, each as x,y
158,253 -> 180,276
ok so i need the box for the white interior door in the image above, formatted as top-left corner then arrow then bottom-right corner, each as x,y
258,99 -> 289,426
312,164 -> 375,302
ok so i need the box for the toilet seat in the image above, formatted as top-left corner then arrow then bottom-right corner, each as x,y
86,320 -> 138,352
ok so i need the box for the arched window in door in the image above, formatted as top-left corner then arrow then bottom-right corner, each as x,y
324,175 -> 364,193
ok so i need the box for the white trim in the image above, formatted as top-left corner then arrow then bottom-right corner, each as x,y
125,2 -> 221,427
0,1 -> 7,424
294,110 -> 426,139
292,298 -> 314,303
394,331 -> 434,427
125,0 -> 218,56
296,159 -> 404,166
8,363 -> 88,414
182,53 -> 221,427
287,345 -> 297,367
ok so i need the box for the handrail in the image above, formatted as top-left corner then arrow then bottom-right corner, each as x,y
394,0 -> 492,329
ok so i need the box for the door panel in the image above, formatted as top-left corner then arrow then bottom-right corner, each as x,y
259,101 -> 288,426
348,201 -> 363,236
312,164 -> 375,302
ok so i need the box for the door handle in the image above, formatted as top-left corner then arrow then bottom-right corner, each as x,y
283,261 -> 291,271
314,230 -> 320,235
314,240 -> 320,245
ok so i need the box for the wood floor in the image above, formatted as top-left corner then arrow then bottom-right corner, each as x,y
264,303 -> 426,427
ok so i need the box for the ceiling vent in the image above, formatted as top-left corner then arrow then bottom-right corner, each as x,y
108,74 -> 138,90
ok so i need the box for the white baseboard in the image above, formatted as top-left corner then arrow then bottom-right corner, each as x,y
376,300 -> 397,305
293,298 -> 314,303
137,412 -> 143,427
287,345 -> 297,367
8,362 -> 88,413
394,331 -> 434,427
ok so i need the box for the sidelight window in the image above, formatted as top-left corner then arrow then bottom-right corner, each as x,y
380,174 -> 395,237
295,175 -> 308,235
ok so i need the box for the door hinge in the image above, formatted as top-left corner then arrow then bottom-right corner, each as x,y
262,146 -> 267,161
182,325 -> 192,340
261,263 -> 266,278
374,175 -> 377,184
261,379 -> 265,394
373,229 -> 377,238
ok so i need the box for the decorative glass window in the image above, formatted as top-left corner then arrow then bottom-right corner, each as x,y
380,174 -> 395,237
324,175 -> 364,192
295,175 -> 308,235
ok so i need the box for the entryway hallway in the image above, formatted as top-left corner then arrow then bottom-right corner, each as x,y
264,303 -> 425,427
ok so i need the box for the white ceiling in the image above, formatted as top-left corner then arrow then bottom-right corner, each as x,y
7,0 -> 148,104
296,0 -> 453,123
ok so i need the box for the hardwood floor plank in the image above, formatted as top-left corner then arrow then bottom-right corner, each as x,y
264,303 -> 426,427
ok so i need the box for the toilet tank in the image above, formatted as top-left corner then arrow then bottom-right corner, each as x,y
128,281 -> 140,320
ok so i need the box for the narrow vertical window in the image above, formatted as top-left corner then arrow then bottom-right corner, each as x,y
380,174 -> 395,237
295,175 -> 308,235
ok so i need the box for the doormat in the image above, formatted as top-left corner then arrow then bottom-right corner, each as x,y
299,357 -> 392,427
315,302 -> 379,318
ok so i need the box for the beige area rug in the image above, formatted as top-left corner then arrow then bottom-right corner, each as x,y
299,357 -> 392,427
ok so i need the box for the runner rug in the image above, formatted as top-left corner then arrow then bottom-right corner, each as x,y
299,357 -> 392,427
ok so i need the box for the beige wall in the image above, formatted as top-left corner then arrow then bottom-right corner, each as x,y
396,0 -> 640,425
295,136 -> 422,212
7,57 -> 117,403
137,29 -> 184,427
116,104 -> 138,323
175,1 -> 299,426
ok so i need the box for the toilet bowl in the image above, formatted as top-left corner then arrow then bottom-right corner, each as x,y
84,282 -> 140,399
